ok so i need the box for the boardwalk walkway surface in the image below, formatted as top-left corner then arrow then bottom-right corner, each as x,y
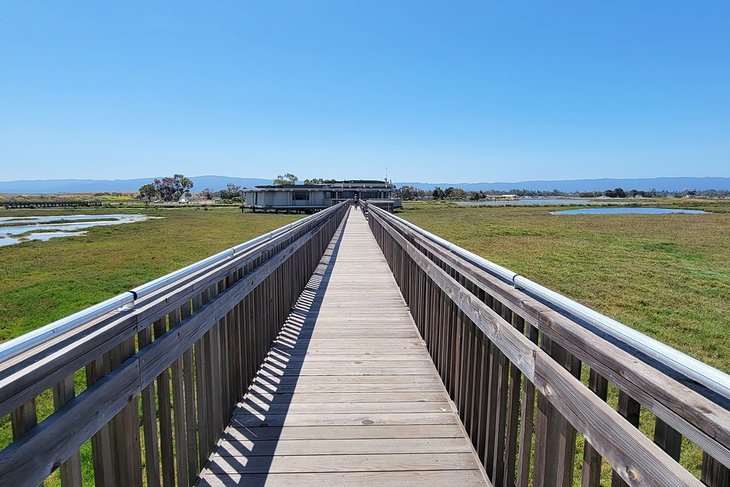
197,208 -> 490,486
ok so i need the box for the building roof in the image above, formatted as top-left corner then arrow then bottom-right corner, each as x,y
252,184 -> 329,189
249,180 -> 395,191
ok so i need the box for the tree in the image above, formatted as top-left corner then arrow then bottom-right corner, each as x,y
399,185 -> 425,200
273,173 -> 298,185
152,174 -> 194,201
138,183 -> 157,202
604,187 -> 626,198
445,188 -> 467,200
432,187 -> 445,200
303,178 -> 337,185
201,188 -> 212,200
220,183 -> 242,200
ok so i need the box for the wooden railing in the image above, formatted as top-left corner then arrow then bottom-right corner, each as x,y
0,201 -> 349,487
363,202 -> 729,487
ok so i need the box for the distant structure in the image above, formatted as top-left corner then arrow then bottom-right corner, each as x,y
3,200 -> 102,209
243,179 -> 402,213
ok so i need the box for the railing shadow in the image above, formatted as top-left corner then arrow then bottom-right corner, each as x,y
197,212 -> 348,486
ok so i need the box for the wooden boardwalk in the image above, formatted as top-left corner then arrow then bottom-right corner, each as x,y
197,208 -> 490,486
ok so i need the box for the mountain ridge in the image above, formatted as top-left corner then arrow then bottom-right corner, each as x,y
397,177 -> 730,192
0,176 -> 728,194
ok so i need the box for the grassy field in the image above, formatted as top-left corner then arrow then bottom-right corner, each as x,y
398,199 -> 729,483
0,206 -> 301,341
0,206 -> 302,485
399,199 -> 730,373
1,199 -> 727,484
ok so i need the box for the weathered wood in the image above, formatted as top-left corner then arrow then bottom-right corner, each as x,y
52,374 -> 83,487
612,390 -> 641,487
154,318 -> 175,487
137,222 -> 329,389
224,424 -> 467,440
0,203 -> 349,487
490,306 -> 510,485
112,337 -> 143,486
6,201 -> 726,487
377,206 -> 730,469
654,417 -> 682,461
86,356 -> 114,486
138,324 -> 161,487
517,322 -> 538,487
235,400 -> 454,415
197,470 -> 487,487
10,397 -> 38,443
0,359 -> 140,487
0,204 -> 341,419
10,398 -> 45,487
701,453 -> 730,487
192,304 -> 210,470
217,437 -> 473,456
169,304 -> 189,487
180,303 -> 199,485
200,208 -> 491,486
369,207 -> 704,487
0,313 -> 139,418
581,369 -> 609,487
504,315 -> 525,487
534,336 -> 562,487
555,342 -> 581,487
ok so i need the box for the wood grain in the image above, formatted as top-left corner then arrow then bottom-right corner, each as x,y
198,208 -> 491,486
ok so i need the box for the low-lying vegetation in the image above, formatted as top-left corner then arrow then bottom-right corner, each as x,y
0,206 -> 301,341
399,199 -> 730,372
0,206 -> 302,485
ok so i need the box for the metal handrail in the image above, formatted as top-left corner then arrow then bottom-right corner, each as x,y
365,202 -> 730,401
0,202 -> 347,363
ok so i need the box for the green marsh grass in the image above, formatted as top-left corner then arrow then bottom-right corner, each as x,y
0,206 -> 301,485
400,199 -> 729,484
400,200 -> 729,372
1,200 -> 728,484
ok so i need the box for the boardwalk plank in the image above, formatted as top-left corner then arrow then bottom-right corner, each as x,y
198,470 -> 488,487
195,208 -> 490,486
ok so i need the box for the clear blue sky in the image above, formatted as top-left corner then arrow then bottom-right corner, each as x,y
1,1 -> 728,183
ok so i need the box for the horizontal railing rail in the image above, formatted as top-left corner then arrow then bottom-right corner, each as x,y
0,201 -> 350,487
367,207 -> 730,402
362,201 -> 729,487
0,205 -> 337,364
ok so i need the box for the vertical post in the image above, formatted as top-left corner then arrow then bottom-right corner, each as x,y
611,391 -> 641,487
138,325 -> 161,487
581,369 -> 608,487
52,375 -> 83,487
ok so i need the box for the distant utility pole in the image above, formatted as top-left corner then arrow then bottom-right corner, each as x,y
385,167 -> 388,181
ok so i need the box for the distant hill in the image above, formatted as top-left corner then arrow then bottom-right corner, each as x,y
1,175 -> 728,194
396,177 -> 730,193
0,176 -> 271,194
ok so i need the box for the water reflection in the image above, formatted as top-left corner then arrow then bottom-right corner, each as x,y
551,208 -> 709,215
456,198 -> 593,206
0,214 -> 152,247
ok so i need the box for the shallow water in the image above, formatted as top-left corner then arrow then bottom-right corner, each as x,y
0,214 -> 149,247
0,214 -> 124,224
457,198 -> 592,206
551,207 -> 709,215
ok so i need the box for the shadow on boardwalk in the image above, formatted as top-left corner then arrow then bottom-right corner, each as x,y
196,217 -> 347,486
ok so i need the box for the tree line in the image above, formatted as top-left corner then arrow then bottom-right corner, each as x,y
138,175 -> 725,203
137,172 -> 334,204
272,173 -> 337,185
398,185 -> 723,201
138,174 -> 193,202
